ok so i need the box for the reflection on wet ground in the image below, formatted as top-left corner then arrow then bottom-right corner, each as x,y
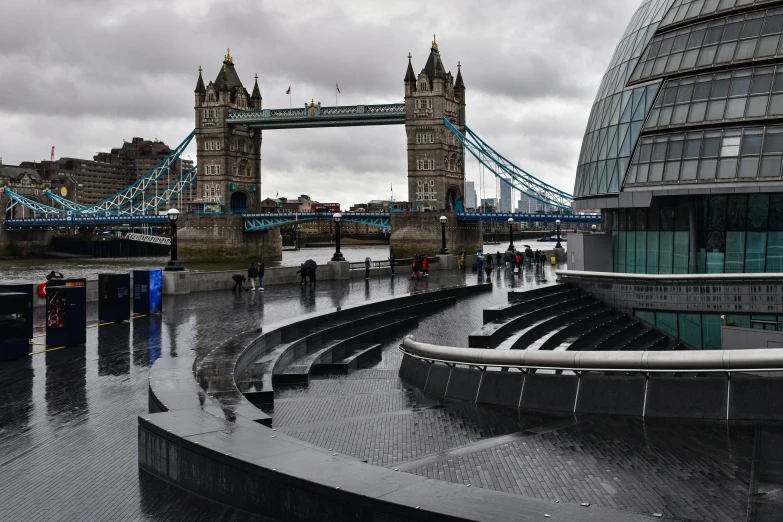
0,268 -> 542,520
0,264 -> 767,521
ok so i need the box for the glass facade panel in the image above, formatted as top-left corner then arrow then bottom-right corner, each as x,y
610,194 -> 781,274
635,310 -> 656,325
631,6 -> 783,84
627,125 -> 783,185
656,311 -> 679,337
678,313 -> 703,348
574,0 -> 674,197
644,65 -> 783,131
702,314 -> 724,349
659,0 -> 778,30
659,230 -> 674,273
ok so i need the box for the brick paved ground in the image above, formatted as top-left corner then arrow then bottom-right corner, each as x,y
0,270 -> 480,521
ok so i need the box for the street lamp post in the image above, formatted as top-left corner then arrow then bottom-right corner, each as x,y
555,219 -> 562,249
165,208 -> 183,271
439,216 -> 448,255
507,218 -> 515,252
331,212 -> 344,261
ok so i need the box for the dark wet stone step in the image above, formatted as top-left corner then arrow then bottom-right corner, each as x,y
311,343 -> 383,374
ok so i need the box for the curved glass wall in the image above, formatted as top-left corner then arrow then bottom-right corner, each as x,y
630,6 -> 783,84
605,193 -> 783,276
659,0 -> 778,29
625,124 -> 783,184
573,0 -> 675,198
644,64 -> 783,130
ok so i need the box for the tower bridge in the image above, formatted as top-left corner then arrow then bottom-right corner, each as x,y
3,38 -> 579,259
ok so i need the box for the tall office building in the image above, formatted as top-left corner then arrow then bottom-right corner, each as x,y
465,181 -> 477,209
499,182 -> 512,212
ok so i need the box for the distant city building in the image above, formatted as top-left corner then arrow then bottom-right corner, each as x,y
480,198 -> 497,212
499,182 -> 512,212
465,181 -> 477,210
18,137 -> 193,206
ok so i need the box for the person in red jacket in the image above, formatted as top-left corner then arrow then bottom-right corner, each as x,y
422,255 -> 429,276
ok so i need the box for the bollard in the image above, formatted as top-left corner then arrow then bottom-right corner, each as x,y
550,256 -> 556,265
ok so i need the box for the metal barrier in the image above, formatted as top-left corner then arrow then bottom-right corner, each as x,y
556,269 -> 783,281
399,336 -> 783,373
348,257 -> 440,271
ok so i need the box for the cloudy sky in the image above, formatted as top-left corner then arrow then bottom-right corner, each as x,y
0,0 -> 641,208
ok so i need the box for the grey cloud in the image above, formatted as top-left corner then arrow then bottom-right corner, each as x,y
0,0 -> 643,207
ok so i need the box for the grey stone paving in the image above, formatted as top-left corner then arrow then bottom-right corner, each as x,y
0,269 -> 478,521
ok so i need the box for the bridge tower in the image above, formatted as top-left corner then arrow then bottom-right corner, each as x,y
404,36 -> 466,212
194,50 -> 263,214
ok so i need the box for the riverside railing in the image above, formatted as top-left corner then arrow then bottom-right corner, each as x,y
399,337 -> 783,373
555,269 -> 783,281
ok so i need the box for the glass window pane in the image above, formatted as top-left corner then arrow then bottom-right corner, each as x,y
684,139 -> 702,158
665,53 -> 684,73
679,313 -> 703,349
702,314 -> 723,349
722,22 -> 742,42
656,311 -> 678,337
760,156 -> 782,177
673,34 -> 689,53
727,314 -> 751,328
688,101 -> 708,122
681,49 -> 699,69
704,26 -> 723,46
725,97 -> 747,119
681,159 -> 699,180
711,78 -> 730,98
705,136 -> 722,156
688,29 -> 706,49
663,87 -> 678,105
773,73 -> 783,92
694,80 -> 712,100
697,45 -> 718,66
751,73 -> 773,94
718,157 -> 738,178
766,231 -> 783,272
667,140 -> 684,159
755,35 -> 780,57
769,93 -> 783,115
665,161 -> 681,181
730,76 -> 751,97
612,231 -> 620,272
635,310 -> 655,325
646,231 -> 659,274
626,229 -> 636,272
746,231 -> 767,271
659,230 -> 674,274
636,231 -> 647,274
653,142 -> 667,161
721,136 -> 741,155
746,194 -> 769,233
699,158 -> 718,178
673,231 -> 690,273
738,157 -> 759,178
763,130 -> 783,153
741,134 -> 763,155
659,36 -> 675,55
725,231 -> 746,273
676,84 -> 694,103
716,42 -> 737,62
706,99 -> 727,120
745,95 -> 768,117
741,18 -> 764,39
762,15 -> 783,36
734,39 -> 757,60
672,104 -> 689,124
727,194 -> 748,230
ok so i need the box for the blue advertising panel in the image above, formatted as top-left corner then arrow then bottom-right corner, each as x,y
133,270 -> 162,315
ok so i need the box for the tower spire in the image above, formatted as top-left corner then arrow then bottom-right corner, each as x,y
223,48 -> 233,64
432,34 -> 438,51
195,65 -> 206,93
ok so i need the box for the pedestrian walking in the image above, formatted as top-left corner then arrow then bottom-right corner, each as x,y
495,251 -> 502,269
365,256 -> 371,279
389,254 -> 395,274
247,262 -> 258,291
257,260 -> 265,291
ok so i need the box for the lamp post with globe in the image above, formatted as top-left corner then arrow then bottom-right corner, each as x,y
439,215 -> 449,255
331,213 -> 344,261
507,217 -> 515,252
165,208 -> 184,271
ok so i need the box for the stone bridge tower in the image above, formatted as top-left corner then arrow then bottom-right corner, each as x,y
194,50 -> 263,214
404,36 -> 466,212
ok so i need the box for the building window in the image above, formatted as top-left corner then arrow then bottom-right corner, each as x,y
444,157 -> 450,170
416,159 -> 435,170
414,99 -> 432,110
415,179 -> 436,201
416,133 -> 435,144
205,164 -> 221,176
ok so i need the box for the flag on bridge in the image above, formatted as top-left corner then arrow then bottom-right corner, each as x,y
336,83 -> 341,94
286,85 -> 291,94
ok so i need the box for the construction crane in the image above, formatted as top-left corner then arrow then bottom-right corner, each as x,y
50,146 -> 55,162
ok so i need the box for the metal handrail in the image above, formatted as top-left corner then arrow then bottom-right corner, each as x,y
556,269 -> 783,281
399,336 -> 783,373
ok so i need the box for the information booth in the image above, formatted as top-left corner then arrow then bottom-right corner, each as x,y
45,279 -> 87,347
98,273 -> 131,323
132,270 -> 162,315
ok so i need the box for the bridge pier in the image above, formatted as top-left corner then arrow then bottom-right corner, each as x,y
178,213 -> 282,262
389,212 -> 480,258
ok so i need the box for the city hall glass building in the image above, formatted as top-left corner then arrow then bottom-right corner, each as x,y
573,0 -> 783,348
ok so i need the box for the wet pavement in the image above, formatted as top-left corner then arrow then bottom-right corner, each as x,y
0,267 -> 532,521
0,263 -> 770,521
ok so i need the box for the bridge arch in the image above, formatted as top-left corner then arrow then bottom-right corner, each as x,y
230,191 -> 248,214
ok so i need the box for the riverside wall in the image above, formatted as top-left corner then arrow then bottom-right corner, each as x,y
389,212 -> 481,258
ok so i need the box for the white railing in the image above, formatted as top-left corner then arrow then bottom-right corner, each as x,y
123,233 -> 171,245
400,336 -> 783,373
556,269 -> 783,281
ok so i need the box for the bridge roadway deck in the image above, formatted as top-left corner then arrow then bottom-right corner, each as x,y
0,266 -> 774,520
